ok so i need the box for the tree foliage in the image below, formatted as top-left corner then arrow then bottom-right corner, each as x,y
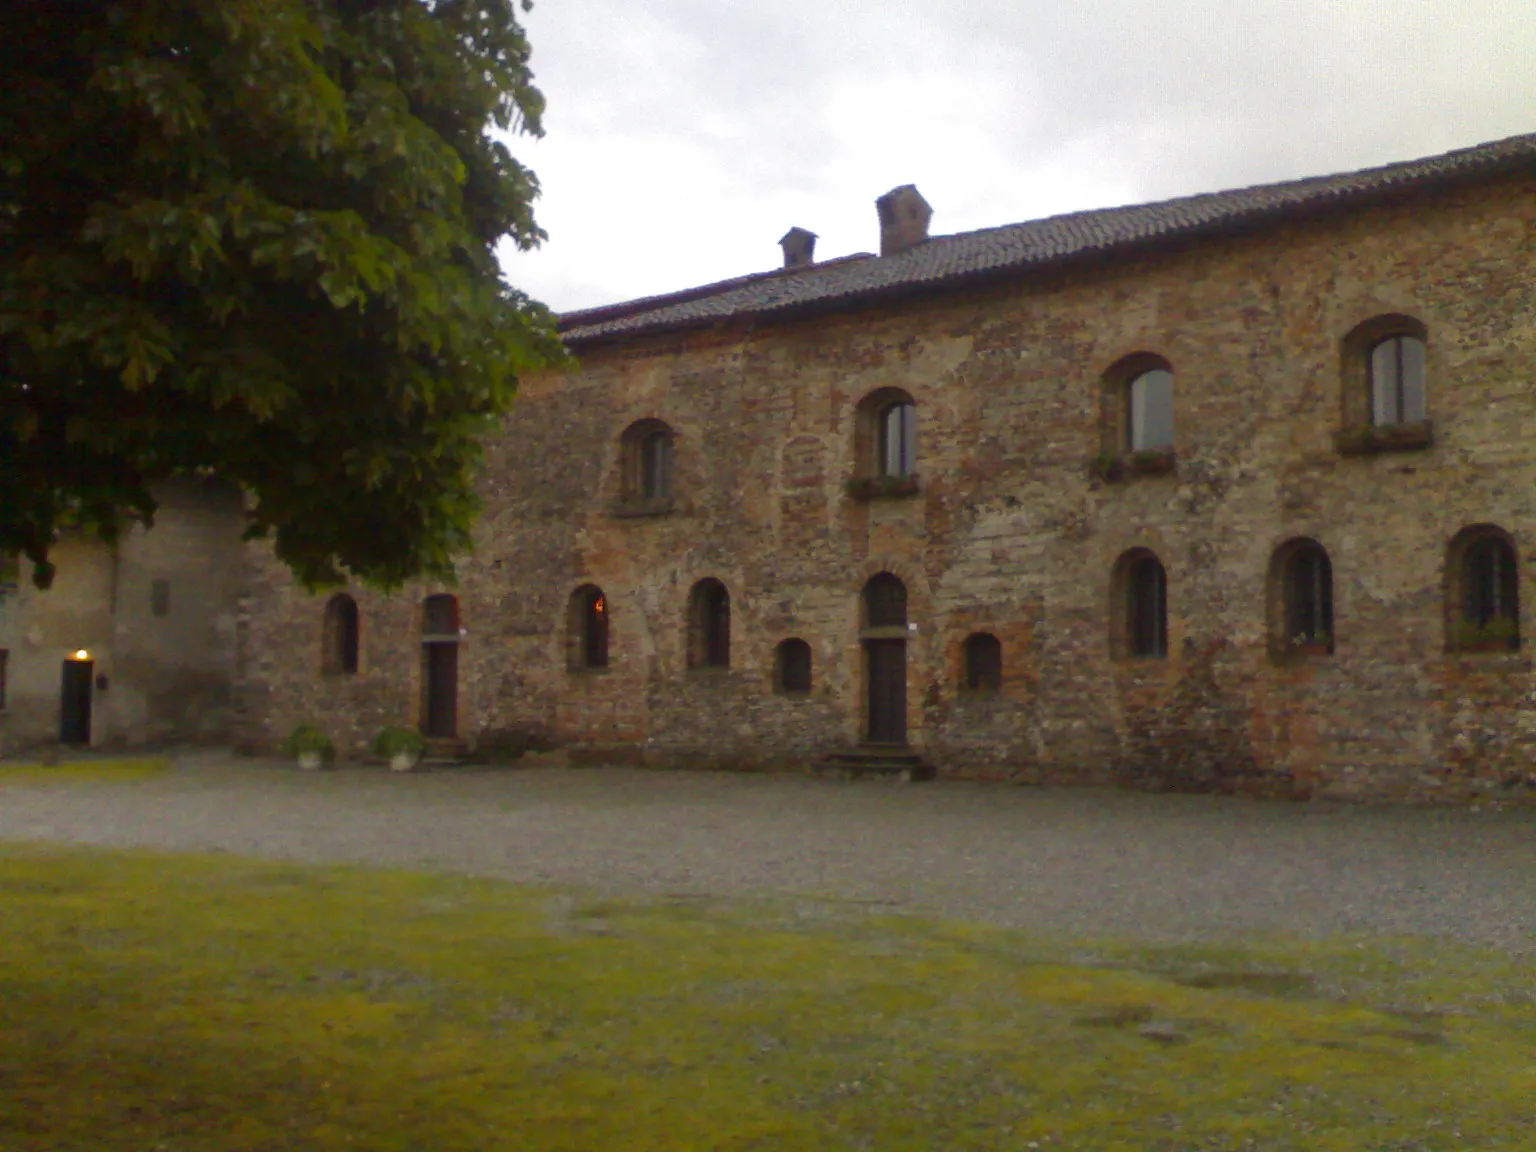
0,0 -> 565,588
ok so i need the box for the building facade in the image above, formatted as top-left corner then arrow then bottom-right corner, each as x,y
0,480 -> 246,755
238,134 -> 1536,800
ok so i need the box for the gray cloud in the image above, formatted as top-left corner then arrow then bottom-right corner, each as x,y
502,0 -> 1536,312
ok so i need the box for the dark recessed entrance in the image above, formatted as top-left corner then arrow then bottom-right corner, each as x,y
60,659 -> 94,746
865,639 -> 907,744
421,595 -> 460,739
861,574 -> 909,745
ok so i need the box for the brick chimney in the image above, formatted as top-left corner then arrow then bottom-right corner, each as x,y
876,185 -> 932,256
779,226 -> 817,268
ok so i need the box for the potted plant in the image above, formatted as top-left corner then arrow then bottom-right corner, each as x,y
1088,451 -> 1126,482
283,723 -> 334,771
374,725 -> 427,772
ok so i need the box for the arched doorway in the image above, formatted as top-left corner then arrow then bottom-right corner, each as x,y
421,594 -> 460,738
861,574 -> 908,745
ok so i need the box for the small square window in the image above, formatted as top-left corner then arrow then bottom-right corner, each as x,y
151,579 -> 171,617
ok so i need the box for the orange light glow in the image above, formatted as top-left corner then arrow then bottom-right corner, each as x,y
71,649 -> 91,661
593,596 -> 606,614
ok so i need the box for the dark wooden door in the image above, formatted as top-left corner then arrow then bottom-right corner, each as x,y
60,660 -> 93,745
865,639 -> 907,745
423,642 -> 458,738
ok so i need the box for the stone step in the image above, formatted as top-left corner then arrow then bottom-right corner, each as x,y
813,747 -> 936,782
420,737 -> 473,766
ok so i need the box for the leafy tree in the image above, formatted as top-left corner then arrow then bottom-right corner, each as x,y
0,0 -> 564,588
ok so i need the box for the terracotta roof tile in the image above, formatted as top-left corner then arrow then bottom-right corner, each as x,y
560,132 -> 1536,346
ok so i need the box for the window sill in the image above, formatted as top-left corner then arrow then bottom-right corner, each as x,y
1334,420 -> 1434,456
567,665 -> 612,676
844,474 -> 921,501
1111,654 -> 1171,669
609,498 -> 676,519
1270,642 -> 1334,664
1447,641 -> 1521,656
1091,450 -> 1177,482
774,688 -> 813,700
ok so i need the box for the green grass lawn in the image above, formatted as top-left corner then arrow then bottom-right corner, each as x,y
0,846 -> 1531,1151
0,757 -> 170,785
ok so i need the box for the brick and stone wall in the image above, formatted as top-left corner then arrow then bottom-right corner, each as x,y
240,174 -> 1536,802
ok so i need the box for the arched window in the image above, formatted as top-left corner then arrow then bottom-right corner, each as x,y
853,389 -> 919,488
567,585 -> 610,670
863,572 -> 908,628
963,632 -> 1002,692
1340,315 -> 1430,441
1271,539 -> 1334,655
1113,550 -> 1168,659
1448,527 -> 1519,652
775,638 -> 812,694
1127,367 -> 1175,452
620,419 -> 675,505
1370,333 -> 1427,427
322,594 -> 359,675
880,401 -> 917,477
688,579 -> 731,669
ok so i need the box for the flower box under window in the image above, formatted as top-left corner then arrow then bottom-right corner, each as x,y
845,474 -> 921,501
609,497 -> 676,519
1091,448 -> 1177,483
1333,420 -> 1434,456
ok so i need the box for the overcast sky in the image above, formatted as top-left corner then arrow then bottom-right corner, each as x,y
497,0 -> 1536,314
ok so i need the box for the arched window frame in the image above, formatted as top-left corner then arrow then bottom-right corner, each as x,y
961,632 -> 1003,693
1446,526 -> 1520,653
1111,549 -> 1169,660
1099,355 -> 1176,479
774,638 -> 813,695
618,419 -> 677,509
1337,315 -> 1433,454
851,388 -> 920,497
687,579 -> 732,669
566,585 -> 610,671
1268,539 -> 1335,658
322,593 -> 360,676
861,572 -> 909,630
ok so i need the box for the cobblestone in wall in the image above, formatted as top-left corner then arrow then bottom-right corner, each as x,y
240,175 -> 1536,802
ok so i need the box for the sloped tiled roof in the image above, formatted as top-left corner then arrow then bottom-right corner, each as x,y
561,132 -> 1536,347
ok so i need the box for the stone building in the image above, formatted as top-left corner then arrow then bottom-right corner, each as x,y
238,132 -> 1536,800
0,480 -> 245,755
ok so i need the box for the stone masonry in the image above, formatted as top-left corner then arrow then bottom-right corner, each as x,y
240,141 -> 1536,803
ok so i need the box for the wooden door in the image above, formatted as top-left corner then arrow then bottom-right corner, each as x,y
865,639 -> 907,745
422,642 -> 458,738
60,660 -> 94,746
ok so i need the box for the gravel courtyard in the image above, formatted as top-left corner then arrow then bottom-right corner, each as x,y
2,753 -> 1533,952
